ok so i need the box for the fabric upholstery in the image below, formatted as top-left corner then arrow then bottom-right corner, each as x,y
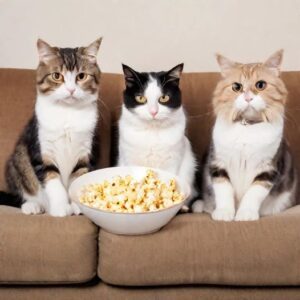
99,205 -> 300,286
0,207 -> 98,283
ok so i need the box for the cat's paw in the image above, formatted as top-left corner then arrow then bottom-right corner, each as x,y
71,202 -> 81,215
48,204 -> 73,217
21,202 -> 44,215
235,209 -> 259,221
191,200 -> 204,213
212,208 -> 235,221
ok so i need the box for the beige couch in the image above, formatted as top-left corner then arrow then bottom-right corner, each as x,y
0,68 -> 300,299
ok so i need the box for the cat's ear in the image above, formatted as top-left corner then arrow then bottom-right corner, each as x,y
167,63 -> 184,80
263,49 -> 283,76
216,54 -> 237,77
37,39 -> 57,63
163,63 -> 184,86
84,37 -> 102,62
122,64 -> 140,87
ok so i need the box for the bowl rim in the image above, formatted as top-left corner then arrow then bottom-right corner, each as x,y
69,166 -> 191,215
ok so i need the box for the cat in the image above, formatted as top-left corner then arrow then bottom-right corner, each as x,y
117,64 -> 197,203
192,50 -> 298,221
0,38 -> 102,217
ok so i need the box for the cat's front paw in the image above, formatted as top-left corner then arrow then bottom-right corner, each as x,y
212,208 -> 235,221
235,209 -> 259,221
48,204 -> 73,217
21,202 -> 44,215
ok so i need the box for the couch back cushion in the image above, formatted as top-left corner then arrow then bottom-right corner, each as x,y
1,69 -> 300,191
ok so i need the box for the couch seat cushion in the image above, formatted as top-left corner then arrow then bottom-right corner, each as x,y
98,205 -> 300,286
0,207 -> 98,284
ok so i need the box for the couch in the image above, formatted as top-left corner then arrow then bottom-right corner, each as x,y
0,68 -> 300,300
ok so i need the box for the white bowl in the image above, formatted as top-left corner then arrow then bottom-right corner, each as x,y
69,166 -> 190,235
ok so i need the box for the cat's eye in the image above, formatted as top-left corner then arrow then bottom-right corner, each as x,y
232,82 -> 243,92
52,72 -> 63,82
135,95 -> 147,103
159,95 -> 170,103
76,73 -> 88,82
255,80 -> 267,91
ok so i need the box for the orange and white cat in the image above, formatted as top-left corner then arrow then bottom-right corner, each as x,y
192,50 -> 297,221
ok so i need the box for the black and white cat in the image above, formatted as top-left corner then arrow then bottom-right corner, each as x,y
118,64 -> 197,201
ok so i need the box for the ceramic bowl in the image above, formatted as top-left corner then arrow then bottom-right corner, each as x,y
69,166 -> 190,235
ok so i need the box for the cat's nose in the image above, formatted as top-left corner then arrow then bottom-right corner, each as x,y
244,92 -> 253,102
67,88 -> 75,95
150,109 -> 158,117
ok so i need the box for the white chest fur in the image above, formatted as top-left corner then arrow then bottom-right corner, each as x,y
35,97 -> 98,187
118,107 -> 186,174
213,116 -> 283,201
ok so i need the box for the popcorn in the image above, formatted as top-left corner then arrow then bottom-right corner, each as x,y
79,169 -> 184,213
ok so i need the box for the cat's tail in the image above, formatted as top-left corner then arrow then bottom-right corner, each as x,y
0,191 -> 22,208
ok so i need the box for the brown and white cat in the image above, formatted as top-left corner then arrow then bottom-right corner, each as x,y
192,50 -> 298,221
0,38 -> 102,217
